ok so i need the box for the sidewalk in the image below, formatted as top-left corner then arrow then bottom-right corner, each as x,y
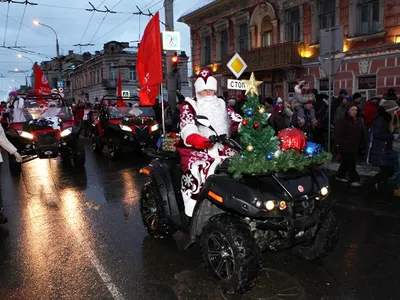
319,162 -> 379,177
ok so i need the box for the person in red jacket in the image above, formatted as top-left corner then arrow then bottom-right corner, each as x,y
364,97 -> 380,128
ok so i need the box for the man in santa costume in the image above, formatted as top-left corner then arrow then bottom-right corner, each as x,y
177,68 -> 242,217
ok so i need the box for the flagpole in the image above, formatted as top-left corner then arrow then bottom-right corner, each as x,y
160,83 -> 166,136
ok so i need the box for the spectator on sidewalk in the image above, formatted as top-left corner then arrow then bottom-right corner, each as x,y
391,107 -> 400,196
368,101 -> 399,200
314,93 -> 329,147
364,97 -> 380,128
272,97 -> 292,133
334,95 -> 352,126
291,99 -> 315,141
352,92 -> 363,117
334,104 -> 364,187
0,125 -> 22,224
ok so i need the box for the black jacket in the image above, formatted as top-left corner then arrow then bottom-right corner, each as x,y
334,115 -> 364,153
368,107 -> 395,166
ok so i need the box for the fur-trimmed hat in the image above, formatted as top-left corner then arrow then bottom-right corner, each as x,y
194,68 -> 217,93
9,91 -> 18,98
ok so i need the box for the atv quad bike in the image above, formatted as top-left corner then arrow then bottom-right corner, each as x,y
5,94 -> 85,175
91,95 -> 160,159
139,116 -> 338,295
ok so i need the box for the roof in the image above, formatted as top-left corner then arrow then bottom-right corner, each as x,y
178,0 -> 217,22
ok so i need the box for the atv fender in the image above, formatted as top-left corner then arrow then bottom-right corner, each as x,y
140,160 -> 181,220
186,199 -> 225,249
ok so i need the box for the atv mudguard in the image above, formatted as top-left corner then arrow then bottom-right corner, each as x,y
140,160 -> 184,223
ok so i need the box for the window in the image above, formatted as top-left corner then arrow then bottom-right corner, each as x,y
239,24 -> 249,52
204,36 -> 212,65
359,0 -> 380,34
129,67 -> 137,81
219,30 -> 228,59
319,0 -> 335,30
286,7 -> 300,42
262,31 -> 272,46
109,67 -> 117,81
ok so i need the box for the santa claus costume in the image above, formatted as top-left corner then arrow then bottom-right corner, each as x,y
177,68 -> 242,217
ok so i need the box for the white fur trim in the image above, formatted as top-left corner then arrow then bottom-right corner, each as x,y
181,124 -> 199,147
185,97 -> 198,112
195,76 -> 217,93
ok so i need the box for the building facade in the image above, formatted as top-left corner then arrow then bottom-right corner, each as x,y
40,41 -> 190,103
179,0 -> 400,100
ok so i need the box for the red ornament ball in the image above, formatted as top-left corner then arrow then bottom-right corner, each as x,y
242,119 -> 248,126
277,128 -> 307,152
253,122 -> 260,129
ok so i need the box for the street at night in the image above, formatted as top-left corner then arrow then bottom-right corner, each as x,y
0,141 -> 399,300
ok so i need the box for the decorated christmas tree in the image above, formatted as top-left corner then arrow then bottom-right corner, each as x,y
228,73 -> 332,179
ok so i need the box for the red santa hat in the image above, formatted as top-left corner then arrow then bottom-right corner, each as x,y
194,68 -> 217,94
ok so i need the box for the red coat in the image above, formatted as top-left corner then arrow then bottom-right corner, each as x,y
364,100 -> 377,126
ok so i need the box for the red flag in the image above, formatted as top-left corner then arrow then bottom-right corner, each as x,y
136,12 -> 162,106
116,70 -> 126,107
34,63 -> 51,95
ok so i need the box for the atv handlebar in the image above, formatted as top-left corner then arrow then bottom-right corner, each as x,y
209,134 -> 242,151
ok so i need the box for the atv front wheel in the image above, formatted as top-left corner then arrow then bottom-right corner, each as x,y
139,181 -> 176,239
293,210 -> 338,260
107,138 -> 120,159
8,153 -> 21,176
71,140 -> 86,168
92,133 -> 104,153
200,214 -> 261,295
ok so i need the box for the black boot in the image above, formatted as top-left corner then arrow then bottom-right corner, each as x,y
0,207 -> 8,224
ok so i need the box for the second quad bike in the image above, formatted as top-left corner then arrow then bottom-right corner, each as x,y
91,95 -> 160,159
139,116 -> 338,295
5,94 -> 85,175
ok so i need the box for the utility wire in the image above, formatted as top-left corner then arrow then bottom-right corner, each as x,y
78,0 -> 107,48
14,1 -> 28,46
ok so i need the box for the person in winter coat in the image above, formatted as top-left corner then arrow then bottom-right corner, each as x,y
368,101 -> 399,199
334,95 -> 351,125
391,108 -> 400,196
7,91 -> 25,123
0,124 -> 22,223
352,92 -> 363,117
364,97 -> 380,128
290,100 -> 314,141
314,93 -> 329,146
272,97 -> 292,133
334,104 -> 364,187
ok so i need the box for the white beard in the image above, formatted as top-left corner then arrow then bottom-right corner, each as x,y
196,95 -> 231,138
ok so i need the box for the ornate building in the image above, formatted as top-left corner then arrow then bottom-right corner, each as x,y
179,0 -> 400,100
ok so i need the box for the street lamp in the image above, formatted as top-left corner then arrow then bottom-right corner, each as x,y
33,20 -> 61,82
17,54 -> 34,65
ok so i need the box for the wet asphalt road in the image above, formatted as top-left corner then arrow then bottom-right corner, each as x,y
0,140 -> 399,300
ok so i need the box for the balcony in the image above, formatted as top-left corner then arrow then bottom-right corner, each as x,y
219,42 -> 302,74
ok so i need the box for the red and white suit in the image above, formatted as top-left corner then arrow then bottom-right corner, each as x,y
176,96 -> 242,216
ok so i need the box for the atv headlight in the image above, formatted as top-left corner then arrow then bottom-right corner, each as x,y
150,124 -> 159,132
265,200 -> 276,211
320,186 -> 329,198
60,127 -> 72,138
119,125 -> 132,132
18,131 -> 33,139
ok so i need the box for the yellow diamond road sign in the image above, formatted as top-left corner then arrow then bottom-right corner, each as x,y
227,53 -> 247,79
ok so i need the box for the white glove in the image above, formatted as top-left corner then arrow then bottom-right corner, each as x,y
13,152 -> 22,163
323,99 -> 329,106
394,133 -> 399,140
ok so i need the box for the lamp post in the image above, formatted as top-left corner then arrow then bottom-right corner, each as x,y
17,54 -> 34,65
33,20 -> 61,83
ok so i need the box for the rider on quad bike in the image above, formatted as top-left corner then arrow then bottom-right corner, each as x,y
176,68 -> 242,216
139,70 -> 338,295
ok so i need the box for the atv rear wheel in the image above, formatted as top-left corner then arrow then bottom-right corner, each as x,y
139,181 -> 176,239
92,133 -> 104,153
200,214 -> 261,295
293,210 -> 338,261
8,153 -> 21,176
107,138 -> 120,159
71,140 -> 86,168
